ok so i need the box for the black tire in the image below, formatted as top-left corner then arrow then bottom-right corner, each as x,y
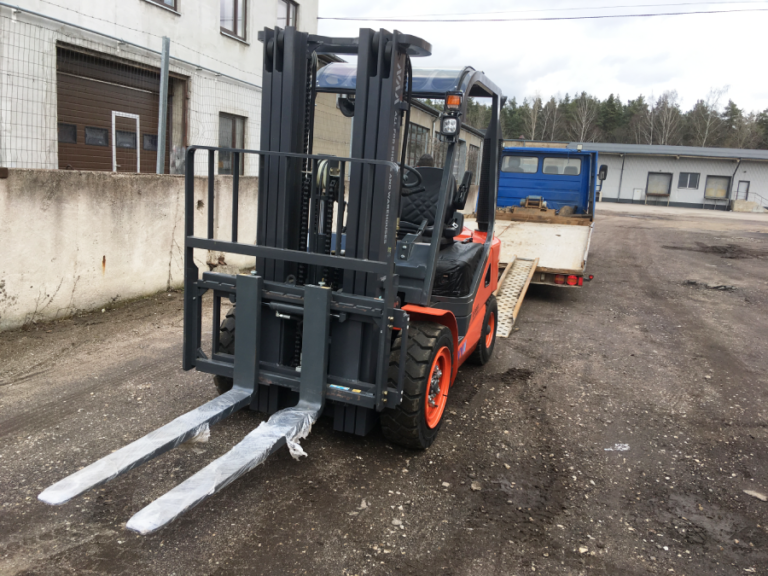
468,295 -> 497,366
381,322 -> 454,450
213,306 -> 236,395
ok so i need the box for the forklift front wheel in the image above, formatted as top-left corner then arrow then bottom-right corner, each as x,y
468,295 -> 497,366
381,322 -> 454,450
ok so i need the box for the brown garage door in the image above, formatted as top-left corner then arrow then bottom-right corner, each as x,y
56,46 -> 173,173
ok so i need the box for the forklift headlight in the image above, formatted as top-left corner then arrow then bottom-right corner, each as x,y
441,116 -> 459,136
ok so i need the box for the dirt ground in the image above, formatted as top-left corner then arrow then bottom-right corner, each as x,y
1,203 -> 767,576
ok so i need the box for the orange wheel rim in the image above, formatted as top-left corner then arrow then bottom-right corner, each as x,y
485,311 -> 495,349
424,346 -> 451,429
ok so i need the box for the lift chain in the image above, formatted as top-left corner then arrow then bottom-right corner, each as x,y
293,53 -> 316,367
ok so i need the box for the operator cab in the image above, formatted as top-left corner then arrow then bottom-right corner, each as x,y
316,63 -> 504,319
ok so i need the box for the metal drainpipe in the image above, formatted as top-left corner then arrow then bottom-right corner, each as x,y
729,158 -> 742,210
616,154 -> 626,202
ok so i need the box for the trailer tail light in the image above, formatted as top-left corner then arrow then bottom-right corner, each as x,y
554,275 -> 565,285
566,275 -> 579,286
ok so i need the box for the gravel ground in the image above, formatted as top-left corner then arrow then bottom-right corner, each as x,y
1,204 -> 767,576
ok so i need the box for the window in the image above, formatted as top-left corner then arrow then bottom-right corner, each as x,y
85,127 -> 108,146
501,156 -> 538,174
432,134 -> 448,169
58,123 -> 77,144
704,175 -> 730,199
467,144 -> 480,184
146,0 -> 177,10
115,130 -> 137,149
277,0 -> 298,28
646,172 -> 672,196
452,140 -> 467,179
143,134 -> 158,151
542,157 -> 581,176
406,124 -> 429,167
219,113 -> 245,175
678,172 -> 700,189
221,0 -> 246,38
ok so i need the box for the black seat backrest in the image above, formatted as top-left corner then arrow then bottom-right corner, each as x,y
400,167 -> 457,236
563,166 -> 579,175
544,166 -> 559,174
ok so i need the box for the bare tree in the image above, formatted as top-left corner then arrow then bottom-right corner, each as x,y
568,93 -> 600,142
522,94 -> 543,140
690,86 -> 728,147
654,91 -> 682,145
539,96 -> 562,141
637,92 -> 656,144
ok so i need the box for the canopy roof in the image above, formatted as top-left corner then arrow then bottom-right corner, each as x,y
316,63 -> 502,100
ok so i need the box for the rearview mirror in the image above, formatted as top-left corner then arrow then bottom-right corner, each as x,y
598,164 -> 608,181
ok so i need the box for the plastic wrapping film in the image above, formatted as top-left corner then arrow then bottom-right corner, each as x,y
125,404 -> 319,535
38,388 -> 251,506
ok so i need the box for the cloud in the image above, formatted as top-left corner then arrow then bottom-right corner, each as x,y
317,0 -> 768,111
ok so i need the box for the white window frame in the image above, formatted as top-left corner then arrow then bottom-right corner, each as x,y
677,172 -> 700,189
112,111 -> 140,173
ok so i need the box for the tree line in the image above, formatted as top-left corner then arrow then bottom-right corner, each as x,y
457,88 -> 768,149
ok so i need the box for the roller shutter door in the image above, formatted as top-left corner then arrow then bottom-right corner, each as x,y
56,46 -> 171,172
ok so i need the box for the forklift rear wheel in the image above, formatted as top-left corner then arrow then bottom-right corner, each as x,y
213,306 -> 236,395
381,322 -> 454,450
468,295 -> 497,366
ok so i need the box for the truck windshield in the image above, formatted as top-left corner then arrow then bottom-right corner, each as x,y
542,157 -> 582,176
501,156 -> 538,174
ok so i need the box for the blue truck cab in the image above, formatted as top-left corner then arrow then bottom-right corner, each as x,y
498,147 -> 601,216
492,147 -> 607,287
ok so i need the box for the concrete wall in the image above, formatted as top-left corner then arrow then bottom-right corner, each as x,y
0,169 -> 258,330
733,199 -> 768,213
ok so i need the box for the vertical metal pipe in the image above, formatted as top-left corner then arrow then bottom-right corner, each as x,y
232,152 -> 240,242
616,154 -> 626,203
308,158 -> 319,255
335,161 -> 346,256
207,150 -> 215,239
156,36 -> 171,174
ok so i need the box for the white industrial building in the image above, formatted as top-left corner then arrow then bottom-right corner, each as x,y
566,143 -> 768,211
0,0 -> 318,175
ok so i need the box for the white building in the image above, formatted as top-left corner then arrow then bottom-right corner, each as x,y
566,143 -> 768,211
0,0 -> 318,175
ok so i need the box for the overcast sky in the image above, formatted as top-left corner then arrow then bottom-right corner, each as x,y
317,0 -> 768,113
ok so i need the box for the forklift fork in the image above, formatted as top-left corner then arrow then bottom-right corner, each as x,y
40,280 -> 332,534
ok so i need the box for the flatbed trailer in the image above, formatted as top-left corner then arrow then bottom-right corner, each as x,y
477,147 -> 607,334
494,218 -> 592,286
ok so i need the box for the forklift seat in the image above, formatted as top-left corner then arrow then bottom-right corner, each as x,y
432,241 -> 484,297
399,167 -> 463,240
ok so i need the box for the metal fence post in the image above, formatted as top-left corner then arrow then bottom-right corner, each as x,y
156,36 -> 170,174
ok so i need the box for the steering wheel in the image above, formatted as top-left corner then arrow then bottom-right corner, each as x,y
402,164 -> 423,189
401,164 -> 423,192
